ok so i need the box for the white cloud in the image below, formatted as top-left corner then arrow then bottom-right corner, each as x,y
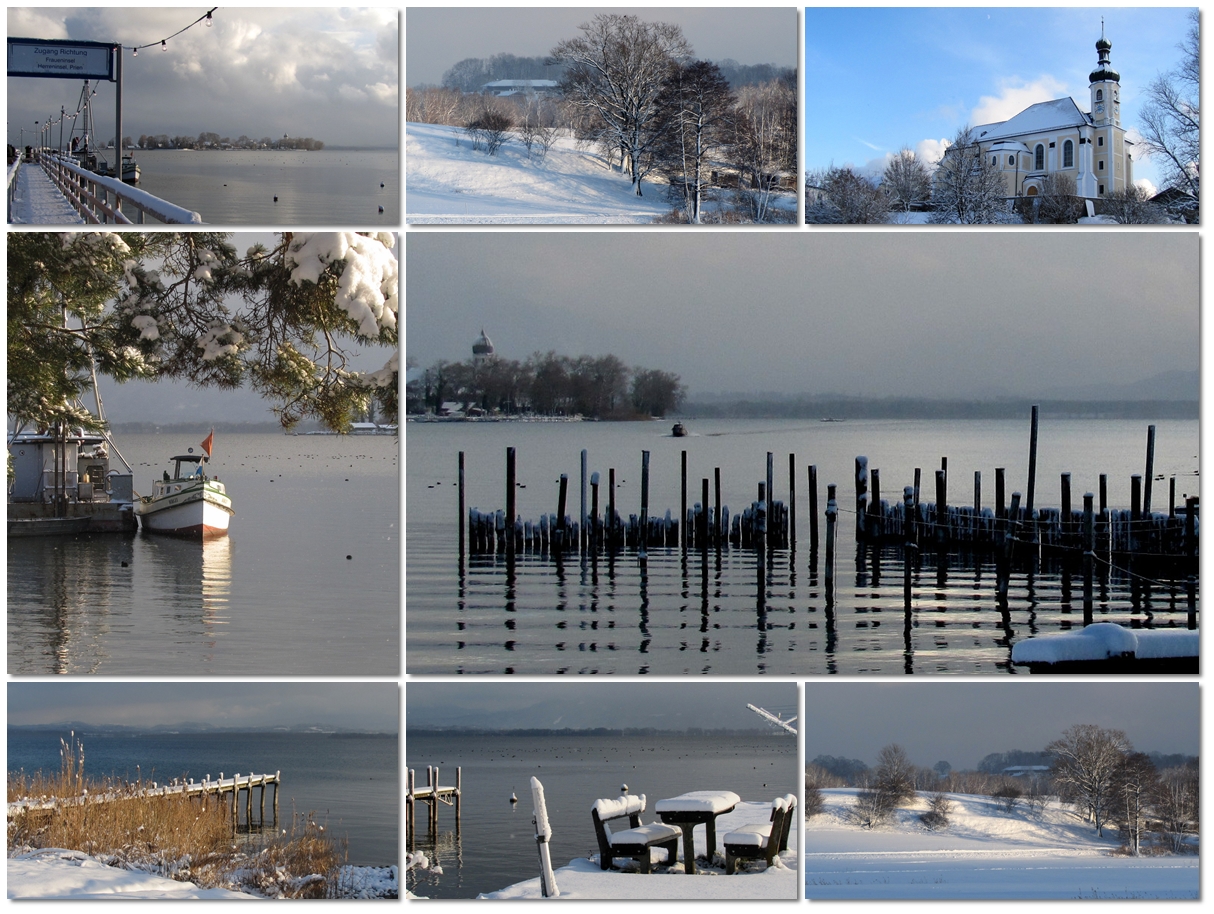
970,75 -> 1069,126
1135,178 -> 1158,197
916,138 -> 951,168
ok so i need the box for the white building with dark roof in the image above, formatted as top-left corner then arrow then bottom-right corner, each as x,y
481,79 -> 560,98
967,30 -> 1133,201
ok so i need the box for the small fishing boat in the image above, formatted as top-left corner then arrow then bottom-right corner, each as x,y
671,422 -> 688,437
135,432 -> 233,538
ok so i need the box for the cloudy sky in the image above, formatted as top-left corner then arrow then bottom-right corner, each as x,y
803,682 -> 1198,771
9,682 -> 399,732
805,7 -> 1195,194
406,682 -> 797,732
7,7 -> 398,148
405,232 -> 1197,400
406,6 -> 797,87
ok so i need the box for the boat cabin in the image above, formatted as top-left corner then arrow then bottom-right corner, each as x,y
8,431 -> 133,505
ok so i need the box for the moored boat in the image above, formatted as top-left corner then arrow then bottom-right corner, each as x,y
135,432 -> 233,538
671,422 -> 688,437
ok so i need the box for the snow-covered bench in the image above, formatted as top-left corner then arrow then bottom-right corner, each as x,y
591,794 -> 682,874
723,794 -> 796,875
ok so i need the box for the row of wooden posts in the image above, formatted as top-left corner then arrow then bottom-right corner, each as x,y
457,415 -> 1197,567
461,449 -> 802,558
407,766 -> 461,848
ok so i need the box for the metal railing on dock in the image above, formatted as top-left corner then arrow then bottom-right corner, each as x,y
7,158 -> 21,222
35,150 -> 202,224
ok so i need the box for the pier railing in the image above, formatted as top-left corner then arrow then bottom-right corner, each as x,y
36,150 -> 202,225
7,158 -> 20,222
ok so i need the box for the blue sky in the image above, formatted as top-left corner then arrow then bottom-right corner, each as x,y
805,7 -> 1195,193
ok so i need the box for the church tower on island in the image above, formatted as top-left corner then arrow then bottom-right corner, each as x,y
966,27 -> 1132,202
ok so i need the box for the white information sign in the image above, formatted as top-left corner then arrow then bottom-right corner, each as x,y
8,39 -> 113,81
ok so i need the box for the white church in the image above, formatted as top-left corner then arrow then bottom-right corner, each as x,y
967,30 -> 1133,201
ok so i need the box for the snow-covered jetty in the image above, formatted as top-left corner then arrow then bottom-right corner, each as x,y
1010,622 -> 1199,673
15,151 -> 201,224
407,766 -> 461,847
9,771 -> 281,830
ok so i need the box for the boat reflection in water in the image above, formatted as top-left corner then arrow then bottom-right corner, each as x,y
7,531 -> 233,675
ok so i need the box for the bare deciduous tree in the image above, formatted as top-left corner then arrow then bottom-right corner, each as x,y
1137,10 -> 1199,206
929,126 -> 1016,224
883,147 -> 932,214
551,14 -> 691,196
1047,724 -> 1132,837
805,165 -> 889,224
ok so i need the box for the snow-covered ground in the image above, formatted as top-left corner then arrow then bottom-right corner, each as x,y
8,849 -> 398,900
805,789 -> 1198,900
476,800 -> 797,900
405,122 -> 677,224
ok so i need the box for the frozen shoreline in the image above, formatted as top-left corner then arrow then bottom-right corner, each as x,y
8,849 -> 398,900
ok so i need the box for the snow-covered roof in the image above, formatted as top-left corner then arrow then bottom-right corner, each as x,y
972,97 -> 1089,143
483,79 -> 558,88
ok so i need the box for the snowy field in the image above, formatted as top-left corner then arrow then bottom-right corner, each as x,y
8,849 -> 398,900
405,121 -> 678,224
805,789 -> 1198,900
473,800 -> 797,900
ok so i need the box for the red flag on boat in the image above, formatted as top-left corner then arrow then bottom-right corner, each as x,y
201,429 -> 214,458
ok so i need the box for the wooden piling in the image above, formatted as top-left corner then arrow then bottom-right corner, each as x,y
855,457 -> 868,538
789,453 -> 796,548
1143,425 -> 1156,515
701,478 -> 710,548
903,486 -> 916,547
1026,405 -> 1039,514
714,467 -> 722,544
458,452 -> 466,562
1185,496 -> 1197,629
556,475 -> 569,551
640,450 -> 650,557
808,465 -> 819,554
974,471 -> 981,514
934,470 -> 946,542
506,448 -> 516,557
608,468 -> 616,548
1169,477 -> 1176,519
681,450 -> 688,551
1083,493 -> 1094,625
995,468 -> 1005,518
580,449 -> 588,553
1061,473 -> 1072,541
825,483 -> 837,604
766,452 -> 774,550
870,468 -> 882,537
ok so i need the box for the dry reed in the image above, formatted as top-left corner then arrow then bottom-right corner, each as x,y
8,734 -> 347,898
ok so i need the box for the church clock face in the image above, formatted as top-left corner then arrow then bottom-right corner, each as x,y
1095,103 -> 1104,112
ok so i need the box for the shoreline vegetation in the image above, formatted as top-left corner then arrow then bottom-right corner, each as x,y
7,736 -> 396,899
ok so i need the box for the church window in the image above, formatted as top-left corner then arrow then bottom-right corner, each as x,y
991,156 -> 997,166
1096,89 -> 1103,102
1099,184 -> 1105,195
1098,136 -> 1104,147
1063,140 -> 1074,168
1098,160 -> 1104,171
1034,144 -> 1044,170
1008,155 -> 1015,166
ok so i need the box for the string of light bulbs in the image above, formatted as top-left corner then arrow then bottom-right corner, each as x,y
128,7 -> 217,56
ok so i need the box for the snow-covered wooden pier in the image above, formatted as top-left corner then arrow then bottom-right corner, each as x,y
8,771 -> 281,829
9,151 -> 201,224
407,766 -> 461,847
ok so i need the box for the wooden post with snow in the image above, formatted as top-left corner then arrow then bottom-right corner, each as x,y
556,474 -> 568,552
854,457 -> 868,538
788,453 -> 796,548
1083,493 -> 1094,625
808,465 -> 819,554
530,776 -> 559,898
714,467 -> 722,546
825,483 -> 837,604
681,450 -> 688,551
580,449 -> 588,554
608,468 -> 616,549
766,452 -> 774,552
639,450 -> 650,558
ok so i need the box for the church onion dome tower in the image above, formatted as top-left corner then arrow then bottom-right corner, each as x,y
1089,32 -> 1120,85
472,328 -> 495,362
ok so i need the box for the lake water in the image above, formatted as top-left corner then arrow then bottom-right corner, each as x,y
130,149 -> 399,225
8,432 -> 399,676
404,729 -> 798,898
8,727 -> 398,866
405,418 -> 1199,675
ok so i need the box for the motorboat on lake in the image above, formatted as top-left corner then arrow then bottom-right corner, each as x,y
135,433 -> 233,538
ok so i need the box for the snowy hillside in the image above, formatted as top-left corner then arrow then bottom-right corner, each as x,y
406,122 -> 674,224
804,789 -> 1197,900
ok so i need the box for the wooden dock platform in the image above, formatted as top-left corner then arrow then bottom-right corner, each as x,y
407,766 -> 461,847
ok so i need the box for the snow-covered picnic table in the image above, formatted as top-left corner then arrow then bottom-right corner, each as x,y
655,790 -> 741,874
